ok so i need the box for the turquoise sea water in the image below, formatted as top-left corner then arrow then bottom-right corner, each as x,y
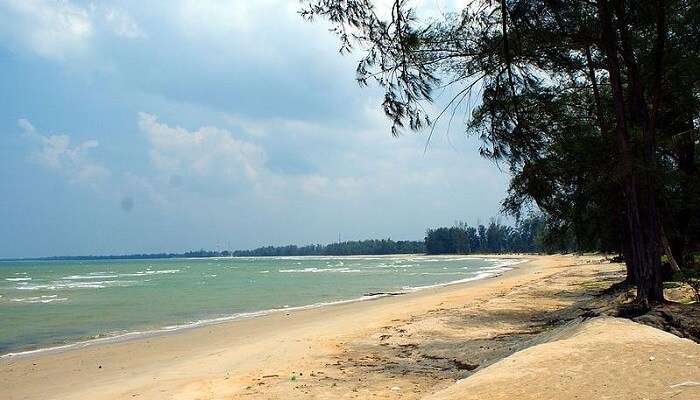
0,255 -> 523,356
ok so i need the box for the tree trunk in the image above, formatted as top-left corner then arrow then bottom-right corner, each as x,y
621,215 -> 637,284
662,230 -> 681,273
597,0 -> 665,308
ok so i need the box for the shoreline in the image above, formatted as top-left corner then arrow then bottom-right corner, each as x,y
3,254 -> 626,400
1,255 -> 529,360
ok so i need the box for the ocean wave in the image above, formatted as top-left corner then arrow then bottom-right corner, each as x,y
119,269 -> 180,277
278,267 -> 361,273
373,263 -> 414,268
15,280 -> 140,291
245,255 -> 414,262
407,271 -> 473,276
62,274 -> 119,280
462,258 -> 527,270
5,277 -> 31,281
402,271 -> 498,291
493,259 -> 528,268
10,295 -> 68,304
59,269 -> 180,281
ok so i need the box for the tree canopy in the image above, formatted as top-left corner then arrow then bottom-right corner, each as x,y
425,216 -> 545,254
303,0 -> 700,307
231,239 -> 425,256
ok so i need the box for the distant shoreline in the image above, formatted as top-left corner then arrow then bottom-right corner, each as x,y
3,218 -> 548,260
1,252 -> 427,262
0,238 -> 428,261
0,252 -> 425,262
0,251 -> 538,263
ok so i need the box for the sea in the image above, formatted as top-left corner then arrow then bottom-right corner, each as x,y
0,255 -> 525,357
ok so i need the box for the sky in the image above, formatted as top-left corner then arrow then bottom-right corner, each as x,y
0,0 -> 509,258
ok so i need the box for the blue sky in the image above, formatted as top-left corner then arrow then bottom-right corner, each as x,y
0,0 -> 508,257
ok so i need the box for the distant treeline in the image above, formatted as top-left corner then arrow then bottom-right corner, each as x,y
35,250 -> 234,261
26,239 -> 425,261
230,239 -> 425,257
23,217 -> 549,261
425,216 -> 545,255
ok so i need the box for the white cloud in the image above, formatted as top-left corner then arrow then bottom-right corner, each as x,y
18,118 -> 36,136
171,0 -> 293,65
0,1 -> 145,62
301,175 -> 329,196
176,0 -> 256,37
0,0 -> 92,60
104,7 -> 144,39
138,113 -> 266,192
18,118 -> 110,184
204,104 -> 503,203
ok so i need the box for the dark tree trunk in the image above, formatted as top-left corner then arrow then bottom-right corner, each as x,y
620,0 -> 667,305
597,0 -> 665,307
621,216 -> 637,284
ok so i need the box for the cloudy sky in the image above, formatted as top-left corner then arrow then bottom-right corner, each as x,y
0,0 -> 508,257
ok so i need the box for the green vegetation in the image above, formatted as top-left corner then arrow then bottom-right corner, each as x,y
231,239 -> 425,257
20,239 -> 425,260
425,216 -> 544,254
25,217 -> 548,260
303,0 -> 700,308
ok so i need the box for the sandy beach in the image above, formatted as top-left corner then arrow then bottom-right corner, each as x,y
2,254 -> 698,400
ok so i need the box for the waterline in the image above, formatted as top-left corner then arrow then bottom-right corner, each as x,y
0,255 -> 527,358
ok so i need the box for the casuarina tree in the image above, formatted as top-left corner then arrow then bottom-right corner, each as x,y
301,0 -> 700,308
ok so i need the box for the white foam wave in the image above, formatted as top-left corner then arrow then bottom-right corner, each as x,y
242,255 -> 419,262
402,271 -> 498,291
62,274 -> 119,280
408,272 -> 473,276
278,267 -> 361,273
10,295 -> 68,304
374,262 -> 409,268
5,277 -> 31,282
58,269 -> 179,282
493,259 -> 528,268
119,269 -> 180,277
16,280 -> 140,290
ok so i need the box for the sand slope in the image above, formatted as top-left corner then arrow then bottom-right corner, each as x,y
425,317 -> 700,400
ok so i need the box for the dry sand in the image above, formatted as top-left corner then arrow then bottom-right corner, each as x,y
426,317 -> 700,400
2,254 -> 698,400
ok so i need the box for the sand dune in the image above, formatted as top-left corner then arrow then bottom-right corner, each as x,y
426,317 -> 700,400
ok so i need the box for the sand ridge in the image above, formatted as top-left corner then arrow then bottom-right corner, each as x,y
427,317 -> 700,400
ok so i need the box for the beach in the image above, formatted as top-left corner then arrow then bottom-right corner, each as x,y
0,255 -> 523,354
2,254 -> 698,399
